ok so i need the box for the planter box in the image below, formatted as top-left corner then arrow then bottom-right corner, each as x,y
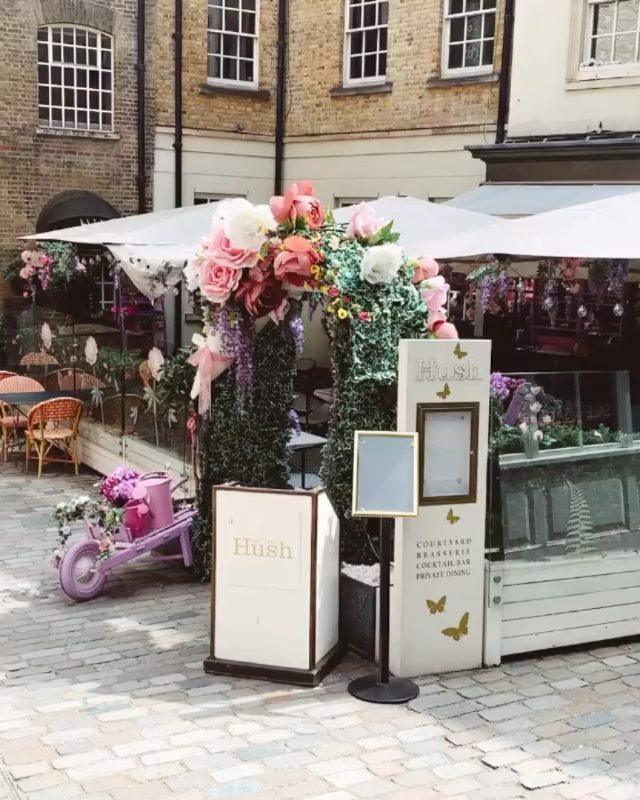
204,485 -> 342,686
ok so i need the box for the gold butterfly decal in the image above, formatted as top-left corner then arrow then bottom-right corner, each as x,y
446,508 -> 460,525
436,383 -> 451,400
426,595 -> 446,615
454,343 -> 468,360
442,613 -> 469,642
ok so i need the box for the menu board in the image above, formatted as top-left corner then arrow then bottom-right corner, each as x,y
417,403 -> 479,504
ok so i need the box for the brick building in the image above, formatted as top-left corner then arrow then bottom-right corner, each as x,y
154,0 -> 504,210
0,0 -> 154,280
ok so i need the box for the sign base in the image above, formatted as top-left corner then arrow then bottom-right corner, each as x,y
348,674 -> 419,704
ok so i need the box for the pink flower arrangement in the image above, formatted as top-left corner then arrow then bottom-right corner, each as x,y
203,225 -> 260,271
99,467 -> 140,507
199,260 -> 242,304
346,202 -> 385,240
412,256 -> 439,284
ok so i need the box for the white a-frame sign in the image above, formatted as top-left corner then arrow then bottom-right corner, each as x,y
391,339 -> 491,676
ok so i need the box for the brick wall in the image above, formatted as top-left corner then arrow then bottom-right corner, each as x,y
154,0 -> 503,143
0,0 -> 154,290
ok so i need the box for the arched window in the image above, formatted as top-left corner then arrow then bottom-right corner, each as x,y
37,25 -> 113,132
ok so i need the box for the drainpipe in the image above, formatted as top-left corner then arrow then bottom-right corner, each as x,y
496,0 -> 515,144
274,0 -> 288,194
173,0 -> 183,348
136,0 -> 147,214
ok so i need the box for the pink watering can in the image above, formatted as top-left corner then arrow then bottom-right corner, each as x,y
131,471 -> 187,530
123,498 -> 150,539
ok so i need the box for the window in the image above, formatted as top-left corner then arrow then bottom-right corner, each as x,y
207,0 -> 259,87
194,192 -> 242,204
37,25 -> 113,132
344,0 -> 389,86
335,197 -> 376,207
582,0 -> 640,69
97,264 -> 115,311
443,0 -> 496,76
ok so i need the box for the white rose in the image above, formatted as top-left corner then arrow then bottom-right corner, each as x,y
360,243 -> 404,285
213,198 -> 275,252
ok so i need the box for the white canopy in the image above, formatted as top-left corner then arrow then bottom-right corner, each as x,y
332,196 -> 498,258
21,195 -> 500,298
427,191 -> 640,260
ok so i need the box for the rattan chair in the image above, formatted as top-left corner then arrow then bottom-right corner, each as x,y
0,371 -> 17,382
20,352 -> 59,368
56,368 -> 106,391
0,375 -> 44,462
25,397 -> 83,477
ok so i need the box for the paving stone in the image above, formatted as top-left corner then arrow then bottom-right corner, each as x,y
519,770 -> 567,789
572,712 -> 616,729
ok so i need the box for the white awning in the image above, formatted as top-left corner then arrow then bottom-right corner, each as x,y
447,183 -> 640,217
427,191 -> 640,259
333,196 -> 497,257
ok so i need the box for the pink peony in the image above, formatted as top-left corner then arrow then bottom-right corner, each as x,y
199,259 -> 242,304
270,181 -> 324,229
412,257 -> 439,284
202,225 -> 260,271
273,236 -> 320,287
346,202 -> 385,240
420,275 -> 449,313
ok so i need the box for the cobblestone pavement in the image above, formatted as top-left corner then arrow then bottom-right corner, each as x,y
3,464 -> 640,800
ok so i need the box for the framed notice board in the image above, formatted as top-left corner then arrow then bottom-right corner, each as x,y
352,431 -> 419,518
417,402 -> 479,505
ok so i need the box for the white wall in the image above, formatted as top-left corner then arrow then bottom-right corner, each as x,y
509,0 -> 640,138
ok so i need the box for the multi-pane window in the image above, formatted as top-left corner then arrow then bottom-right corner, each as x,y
207,0 -> 259,87
583,0 -> 640,67
344,0 -> 389,85
37,25 -> 113,132
98,264 -> 115,311
443,0 -> 496,75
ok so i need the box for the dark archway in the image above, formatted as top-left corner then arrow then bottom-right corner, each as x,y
36,190 -> 120,233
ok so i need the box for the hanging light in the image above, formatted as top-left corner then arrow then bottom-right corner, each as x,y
613,303 -> 624,317
577,304 -> 588,318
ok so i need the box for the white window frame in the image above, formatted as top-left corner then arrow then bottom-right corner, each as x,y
343,0 -> 389,87
193,192 -> 242,205
578,0 -> 640,80
334,196 -> 377,208
37,24 -> 114,132
98,263 -> 116,311
207,0 -> 259,89
441,0 -> 496,78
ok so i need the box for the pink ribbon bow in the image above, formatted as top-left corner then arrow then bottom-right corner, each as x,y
188,333 -> 231,415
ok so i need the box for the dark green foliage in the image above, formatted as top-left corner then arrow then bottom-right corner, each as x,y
193,322 -> 297,579
320,239 -> 429,564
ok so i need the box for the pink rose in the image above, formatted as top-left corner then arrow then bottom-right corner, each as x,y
198,260 -> 241,304
274,236 -> 320,287
346,202 -> 385,240
412,257 -> 439,284
420,275 -> 449,313
19,265 -> 35,280
270,181 -> 325,229
203,226 -> 260,271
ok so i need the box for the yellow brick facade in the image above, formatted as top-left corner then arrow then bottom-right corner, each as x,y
154,0 -> 504,142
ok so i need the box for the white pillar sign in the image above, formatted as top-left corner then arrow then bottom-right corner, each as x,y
391,339 -> 491,676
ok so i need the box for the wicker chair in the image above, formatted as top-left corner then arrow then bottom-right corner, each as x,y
56,368 -> 106,391
0,375 -> 44,462
20,352 -> 59,368
25,397 -> 83,477
0,371 -> 17,382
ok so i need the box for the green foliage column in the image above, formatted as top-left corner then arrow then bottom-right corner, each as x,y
192,321 -> 297,578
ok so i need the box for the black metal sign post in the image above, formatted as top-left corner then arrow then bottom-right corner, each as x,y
348,517 -> 419,704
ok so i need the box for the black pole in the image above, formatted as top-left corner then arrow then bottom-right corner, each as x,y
173,0 -> 183,350
274,0 -> 287,195
348,517 -> 419,704
136,0 -> 147,214
495,0 -> 515,145
377,518 -> 391,684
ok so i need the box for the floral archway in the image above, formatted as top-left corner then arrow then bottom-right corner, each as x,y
184,183 -> 457,576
